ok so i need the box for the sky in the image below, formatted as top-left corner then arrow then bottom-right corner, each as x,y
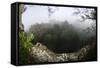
21,4 -> 95,31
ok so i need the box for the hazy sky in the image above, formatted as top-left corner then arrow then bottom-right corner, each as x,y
22,5 -> 95,31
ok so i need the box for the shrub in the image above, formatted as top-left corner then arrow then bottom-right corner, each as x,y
19,32 -> 34,64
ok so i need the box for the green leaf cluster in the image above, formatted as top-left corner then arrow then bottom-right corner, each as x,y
19,32 -> 34,64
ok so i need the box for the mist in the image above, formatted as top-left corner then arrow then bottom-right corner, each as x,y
22,5 -> 95,31
19,4 -> 97,64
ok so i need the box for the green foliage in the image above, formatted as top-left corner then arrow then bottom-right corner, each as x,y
19,32 -> 34,64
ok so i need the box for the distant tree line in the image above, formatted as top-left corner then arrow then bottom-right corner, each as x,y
27,20 -> 94,53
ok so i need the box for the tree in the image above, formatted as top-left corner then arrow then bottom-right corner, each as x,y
73,8 -> 96,21
73,8 -> 97,60
73,8 -> 96,38
19,4 -> 35,64
19,4 -> 27,31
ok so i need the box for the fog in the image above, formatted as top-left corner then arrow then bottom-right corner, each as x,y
19,4 -> 97,64
22,5 -> 95,31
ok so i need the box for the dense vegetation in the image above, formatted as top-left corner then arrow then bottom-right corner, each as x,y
18,5 -> 97,64
27,20 -> 94,53
19,31 -> 34,64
